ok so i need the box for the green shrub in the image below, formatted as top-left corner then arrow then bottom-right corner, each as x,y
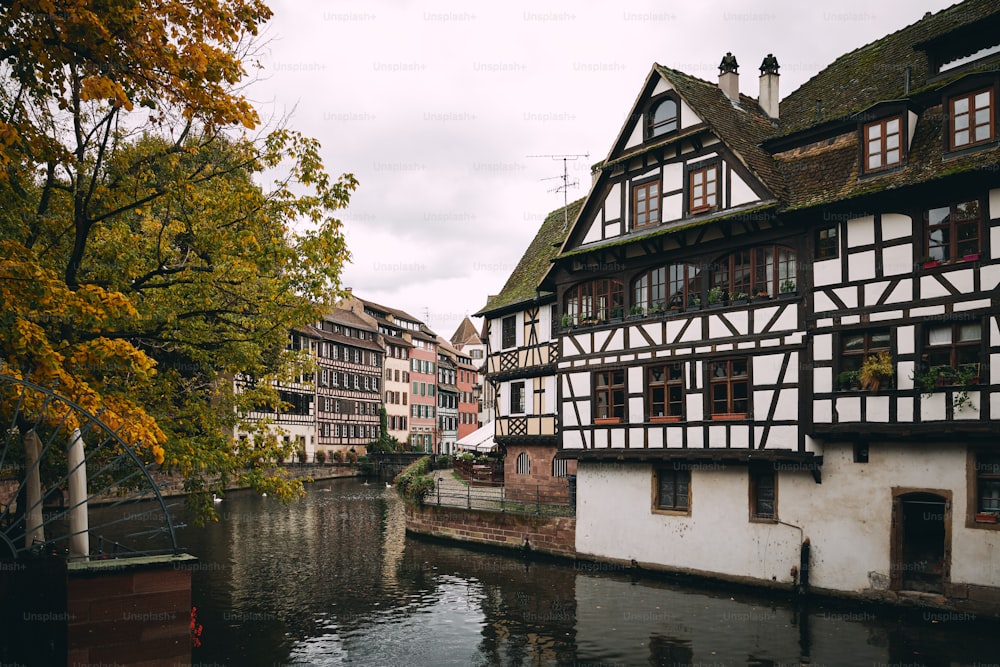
332,450 -> 344,463
394,456 -> 435,503
315,450 -> 326,464
346,449 -> 359,463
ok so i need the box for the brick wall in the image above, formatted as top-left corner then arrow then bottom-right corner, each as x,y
503,444 -> 577,504
67,557 -> 193,667
406,504 -> 576,559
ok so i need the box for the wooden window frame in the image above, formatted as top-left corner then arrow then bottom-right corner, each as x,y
749,467 -> 777,522
501,315 -> 516,349
710,245 -> 797,301
646,95 -> 679,139
709,358 -> 749,419
594,369 -> 626,422
652,467 -> 691,514
815,225 -> 839,260
969,450 -> 1000,528
949,87 -> 994,150
863,115 -> 904,173
925,199 -> 983,264
564,278 -> 625,325
646,363 -> 684,421
510,380 -> 526,414
921,320 -> 983,385
838,328 -> 892,391
632,177 -> 661,229
688,163 -> 719,215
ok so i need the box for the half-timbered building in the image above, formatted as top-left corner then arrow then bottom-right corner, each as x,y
313,307 -> 383,455
477,201 -> 583,500
342,292 -> 414,444
545,0 -> 1000,612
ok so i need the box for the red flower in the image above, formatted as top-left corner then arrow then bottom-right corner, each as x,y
190,606 -> 204,648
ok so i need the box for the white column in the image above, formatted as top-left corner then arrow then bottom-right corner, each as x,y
23,429 -> 44,550
67,428 -> 89,559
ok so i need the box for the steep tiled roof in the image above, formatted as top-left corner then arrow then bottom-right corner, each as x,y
450,317 -> 481,347
777,0 -> 1000,137
476,198 -> 584,316
778,103 -> 1000,212
654,65 -> 784,199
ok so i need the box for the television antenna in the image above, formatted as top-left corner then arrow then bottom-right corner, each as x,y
528,153 -> 589,230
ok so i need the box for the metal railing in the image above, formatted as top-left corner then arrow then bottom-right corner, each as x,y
430,476 -> 575,517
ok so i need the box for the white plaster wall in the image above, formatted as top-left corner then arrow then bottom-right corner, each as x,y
881,213 -> 912,240
576,463 -> 802,583
729,172 -> 757,207
663,161 -> 684,192
881,244 -> 913,277
605,182 -> 622,220
679,98 -> 699,129
847,215 -> 875,247
576,442 -> 1000,595
813,258 -> 842,287
582,215 -> 602,244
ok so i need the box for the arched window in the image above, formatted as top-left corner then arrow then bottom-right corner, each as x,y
516,452 -> 531,475
633,263 -> 703,313
648,98 -> 678,138
710,245 -> 796,300
564,278 -> 624,325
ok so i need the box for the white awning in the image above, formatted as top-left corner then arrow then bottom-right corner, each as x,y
456,421 -> 496,453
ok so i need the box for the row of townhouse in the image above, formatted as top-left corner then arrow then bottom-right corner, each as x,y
237,291 -> 483,460
481,0 -> 1000,612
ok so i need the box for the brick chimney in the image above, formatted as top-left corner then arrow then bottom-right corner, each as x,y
758,54 -> 780,119
718,52 -> 740,103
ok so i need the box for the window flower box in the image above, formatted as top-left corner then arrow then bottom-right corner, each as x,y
963,253 -> 980,262
974,512 -> 998,524
594,417 -> 622,425
650,415 -> 682,423
922,259 -> 940,269
711,413 -> 747,421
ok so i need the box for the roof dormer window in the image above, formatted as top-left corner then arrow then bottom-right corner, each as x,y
949,88 -> 994,150
864,116 -> 903,173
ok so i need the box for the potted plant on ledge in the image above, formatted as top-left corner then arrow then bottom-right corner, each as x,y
859,351 -> 894,391
779,279 -> 796,298
708,286 -> 725,308
836,370 -> 861,391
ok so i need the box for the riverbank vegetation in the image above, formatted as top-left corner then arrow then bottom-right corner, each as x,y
0,1 -> 356,523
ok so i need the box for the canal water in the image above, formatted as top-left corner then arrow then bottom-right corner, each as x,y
175,477 -> 999,666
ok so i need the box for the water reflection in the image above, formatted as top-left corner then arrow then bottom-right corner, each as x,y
174,478 -> 999,667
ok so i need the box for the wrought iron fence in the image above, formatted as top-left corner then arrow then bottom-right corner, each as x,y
429,475 -> 575,517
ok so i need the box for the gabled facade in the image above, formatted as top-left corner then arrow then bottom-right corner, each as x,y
450,316 -> 486,433
435,338 -> 459,454
477,201 -> 583,500
408,328 -> 439,452
542,0 -> 1000,613
342,293 -> 414,444
313,307 -> 383,454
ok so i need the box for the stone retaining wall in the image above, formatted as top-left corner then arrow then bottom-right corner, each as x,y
405,504 -> 576,559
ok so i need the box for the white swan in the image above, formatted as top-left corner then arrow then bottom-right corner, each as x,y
212,493 -> 223,503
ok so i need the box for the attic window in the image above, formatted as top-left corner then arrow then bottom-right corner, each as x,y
648,98 -> 678,138
949,88 -> 994,150
864,116 -> 903,172
940,43 -> 1000,73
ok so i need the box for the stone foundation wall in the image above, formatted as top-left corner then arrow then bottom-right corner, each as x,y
405,504 -> 576,558
67,555 -> 195,666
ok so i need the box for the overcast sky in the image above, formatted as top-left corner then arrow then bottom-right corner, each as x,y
248,0 -> 953,339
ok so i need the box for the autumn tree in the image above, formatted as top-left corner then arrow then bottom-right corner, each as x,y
0,1 -> 356,519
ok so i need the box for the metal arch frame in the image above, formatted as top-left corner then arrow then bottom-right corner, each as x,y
0,373 -> 180,559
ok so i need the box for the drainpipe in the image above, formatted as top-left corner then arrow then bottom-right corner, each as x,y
776,519 -> 809,595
